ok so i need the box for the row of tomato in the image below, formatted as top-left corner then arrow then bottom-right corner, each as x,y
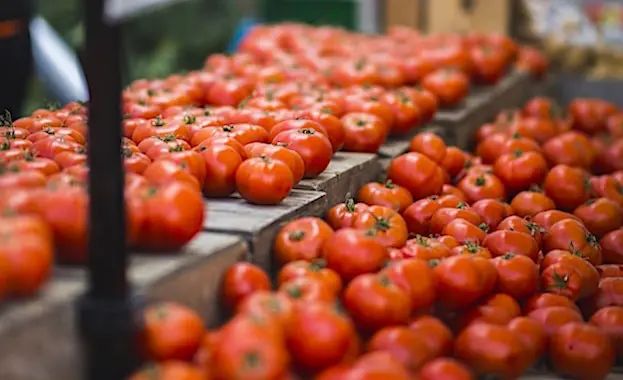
127,95 -> 623,380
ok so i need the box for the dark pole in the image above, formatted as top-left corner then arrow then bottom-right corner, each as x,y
77,0 -> 139,379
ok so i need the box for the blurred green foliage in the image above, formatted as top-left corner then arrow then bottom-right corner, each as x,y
26,0 -> 242,111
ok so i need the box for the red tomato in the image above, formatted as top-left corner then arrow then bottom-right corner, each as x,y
421,69 -> 469,108
321,228 -> 387,281
272,128 -> 333,178
357,180 -> 413,213
340,112 -> 388,153
388,152 -> 444,200
544,165 -> 592,211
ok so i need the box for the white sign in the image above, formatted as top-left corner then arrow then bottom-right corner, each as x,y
104,0 -> 190,23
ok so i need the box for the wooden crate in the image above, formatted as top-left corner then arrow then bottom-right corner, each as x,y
203,190 -> 327,271
296,152 -> 381,207
0,233 -> 248,380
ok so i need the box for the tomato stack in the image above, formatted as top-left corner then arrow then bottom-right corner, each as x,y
128,95 -> 623,380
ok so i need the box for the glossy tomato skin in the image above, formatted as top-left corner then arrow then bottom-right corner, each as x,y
493,151 -> 548,192
367,326 -> 431,372
544,219 -> 603,265
429,206 -> 482,235
544,165 -> 591,211
409,132 -> 447,164
357,181 -> 413,213
340,112 -> 388,153
590,306 -> 623,359
421,69 -> 469,108
492,253 -> 539,300
235,156 -> 294,205
326,198 -> 369,230
272,128 -> 333,178
343,273 -> 411,333
549,322 -> 615,380
418,358 -> 474,380
433,255 -> 496,309
321,228 -> 387,281
402,197 -> 441,236
524,293 -> 582,315
510,190 -> 556,218
197,144 -> 243,197
540,261 -> 584,302
129,361 -> 205,380
441,218 -> 488,245
483,230 -> 540,262
573,198 -> 623,238
457,172 -> 506,204
507,317 -> 548,366
221,262 -> 271,311
388,152 -> 444,200
601,229 -> 623,264
542,131 -> 596,169
274,217 -> 334,264
381,258 -> 436,312
244,142 -> 305,184
470,199 -> 511,230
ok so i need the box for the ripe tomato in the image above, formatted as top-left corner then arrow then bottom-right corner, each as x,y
236,290 -> 295,329
501,133 -> 542,156
457,172 -> 506,204
221,262 -> 271,311
159,149 -> 206,185
524,293 -> 582,315
451,242 -> 492,258
573,198 -> 623,238
129,361 -> 205,380
381,258 -> 436,312
454,323 -> 531,378
441,147 -> 468,178
542,131 -> 596,169
493,151 -> 548,192
421,69 -> 469,108
589,306 -> 623,359
140,302 -> 205,361
550,322 -> 615,379
540,250 -> 599,299
326,196 -> 368,230
510,190 -> 556,218
340,112 -> 388,153
590,175 -> 623,208
540,261 -> 584,301
357,180 -> 413,213
353,205 -> 408,248
197,144 -> 242,197
143,159 -> 201,192
321,228 -> 387,281
483,230 -> 540,262
568,98 -> 617,135
509,117 -> 558,144
533,209 -> 582,232
235,156 -> 294,205
544,219 -> 602,265
418,358 -> 474,380
544,165 -> 591,211
244,142 -> 305,184
402,235 -> 452,260
272,128 -> 333,178
269,119 -> 328,142
433,255 -> 496,309
279,276 -> 336,304
492,253 -> 539,300
476,133 -> 509,165
454,303 -> 515,331
471,199 -> 511,229
470,45 -> 507,84
507,317 -> 548,366
441,218 -> 488,245
582,277 -> 623,316
274,217 -> 334,264
286,302 -> 356,372
409,132 -> 447,164
528,306 -> 584,336
408,316 -> 453,359
380,91 -> 422,135
367,326 -> 431,372
343,273 -> 411,332
132,116 -> 191,144
292,109 -> 345,152
276,260 -> 342,294
602,229 -> 623,264
402,197 -> 441,236
349,351 -> 412,379
388,152 -> 444,199
596,264 -> 623,278
212,123 -> 270,146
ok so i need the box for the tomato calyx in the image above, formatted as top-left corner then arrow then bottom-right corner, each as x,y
288,230 -> 306,241
182,114 -> 196,125
222,125 -> 235,133
344,194 -> 356,212
122,148 -> 133,158
526,221 -> 546,236
242,351 -> 262,370
299,128 -> 316,135
474,175 -> 486,187
159,134 -> 177,143
0,110 -> 14,127
23,150 -> 35,162
548,271 -> 571,291
584,178 -> 593,192
384,180 -> 396,189
0,140 -> 10,151
168,144 -> 184,153
502,252 -> 516,260
285,285 -> 303,299
415,234 -> 430,247
427,259 -> 441,268
378,274 -> 393,287
584,198 -> 597,206
586,232 -> 599,247
478,223 -> 490,233
529,184 -> 543,193
355,119 -> 367,127
364,228 -> 378,237
512,150 -> 523,159
151,116 -> 165,127
310,258 -> 327,271
456,201 -> 467,209
464,240 -> 481,254
511,132 -> 522,139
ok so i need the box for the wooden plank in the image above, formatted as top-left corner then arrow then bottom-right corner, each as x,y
0,232 -> 248,380
296,152 -> 381,207
203,190 -> 327,271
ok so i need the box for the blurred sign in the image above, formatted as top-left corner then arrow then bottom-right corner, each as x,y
104,0 -> 190,23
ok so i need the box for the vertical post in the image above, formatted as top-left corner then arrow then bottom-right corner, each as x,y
77,0 -> 138,379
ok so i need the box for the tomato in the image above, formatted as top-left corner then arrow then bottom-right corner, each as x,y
285,302 -> 356,372
409,132 -> 447,164
321,228 -> 387,281
236,291 -> 295,330
348,351 -> 412,379
509,190 -> 556,218
454,323 -> 531,379
418,358 -> 474,380
344,95 -> 394,129
540,250 -> 599,299
272,128 -> 333,178
140,302 -> 205,361
601,229 -> 623,264
492,253 -> 539,300
421,69 -> 469,108
476,133 -> 509,165
158,149 -> 206,185
544,164 -> 591,211
454,303 -> 516,331
457,172 -> 506,204
542,131 -> 596,169
353,205 -> 408,248
213,124 -> 270,146
132,116 -> 191,144
597,264 -> 623,278
573,198 -> 622,238
205,77 -> 254,107
269,119 -> 327,142
540,260 -> 585,301
277,260 -> 342,294
483,230 -> 540,262
343,273 -> 411,332
501,133 -> 542,156
139,135 -> 190,156
470,45 -> 507,84
533,209 -> 582,232
440,186 -> 466,203
589,306 -> 623,359
402,197 -> 441,236
590,175 -> 623,208
524,293 -> 582,315
507,317 -> 548,366
550,322 -> 615,380
509,117 -> 558,145
279,276 -> 336,304
357,180 -> 413,213
381,258 -> 436,312
129,361 -> 206,380
274,217 -> 334,264
440,147 -> 468,178
493,151 -> 548,192
451,241 -> 491,259
433,255 -> 496,309
143,160 -> 201,192
211,314 -> 289,380
582,277 -> 623,316
402,235 -> 452,260
340,112 -> 388,153
568,98 -> 617,135
235,156 -> 293,205
388,152 -> 444,199
326,196 -> 369,230
441,218 -> 488,245
367,326 -> 431,372
471,199 -> 511,229
544,219 -> 602,265
197,144 -> 242,197
527,305 -> 584,337
221,262 -> 271,311
408,316 -> 453,359
379,91 -> 423,135
292,109 -> 345,152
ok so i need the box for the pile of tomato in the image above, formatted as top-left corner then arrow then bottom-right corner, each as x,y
128,95 -> 623,380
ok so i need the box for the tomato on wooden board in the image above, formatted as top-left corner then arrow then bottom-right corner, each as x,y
279,276 -> 336,304
235,156 -> 294,205
353,205 -> 408,248
326,196 -> 369,230
272,128 -> 333,178
409,132 -> 447,164
274,217 -> 334,264
197,144 -> 242,197
357,180 -> 413,213
420,69 -> 469,108
388,152 -> 444,200
340,112 -> 388,153
321,228 -> 387,281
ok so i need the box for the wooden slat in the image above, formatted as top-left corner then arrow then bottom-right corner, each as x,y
296,152 -> 381,207
203,190 -> 327,271
0,232 -> 248,380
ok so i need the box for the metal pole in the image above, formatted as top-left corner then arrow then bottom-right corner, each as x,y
77,0 -> 138,379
